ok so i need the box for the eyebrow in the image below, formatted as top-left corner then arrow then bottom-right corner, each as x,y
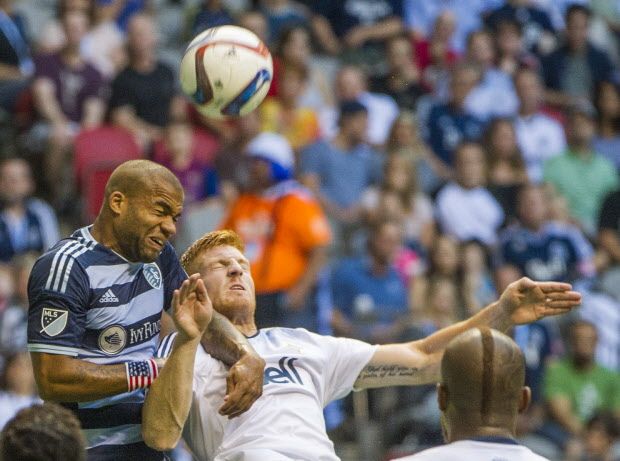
154,200 -> 181,218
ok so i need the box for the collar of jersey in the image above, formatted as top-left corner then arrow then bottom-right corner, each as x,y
466,436 -> 520,445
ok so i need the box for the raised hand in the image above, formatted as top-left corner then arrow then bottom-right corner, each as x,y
498,277 -> 582,326
172,274 -> 213,341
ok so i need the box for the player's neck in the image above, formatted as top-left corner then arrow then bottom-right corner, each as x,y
448,423 -> 517,443
90,218 -> 128,260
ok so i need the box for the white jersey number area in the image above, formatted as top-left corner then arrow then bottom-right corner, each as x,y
162,327 -> 376,461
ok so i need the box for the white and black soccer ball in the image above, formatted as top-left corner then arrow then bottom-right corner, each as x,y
180,25 -> 273,119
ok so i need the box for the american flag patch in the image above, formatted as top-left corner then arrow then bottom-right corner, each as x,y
126,359 -> 158,391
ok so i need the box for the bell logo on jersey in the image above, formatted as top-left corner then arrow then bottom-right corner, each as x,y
264,356 -> 304,386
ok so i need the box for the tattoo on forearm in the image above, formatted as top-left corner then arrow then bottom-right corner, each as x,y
357,364 -> 420,381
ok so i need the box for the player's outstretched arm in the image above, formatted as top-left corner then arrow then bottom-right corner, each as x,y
353,278 -> 581,389
31,353 -> 135,401
143,275 -> 213,451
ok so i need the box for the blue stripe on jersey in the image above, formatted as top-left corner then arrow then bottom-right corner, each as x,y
86,441 -> 165,461
86,287 -> 163,328
77,402 -> 143,429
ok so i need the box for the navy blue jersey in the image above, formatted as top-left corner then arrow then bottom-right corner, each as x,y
27,226 -> 186,460
495,222 -> 594,282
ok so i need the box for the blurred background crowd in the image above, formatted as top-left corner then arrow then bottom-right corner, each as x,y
0,0 -> 619,460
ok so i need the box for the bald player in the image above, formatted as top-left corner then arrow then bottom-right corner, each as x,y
396,328 -> 548,460
26,160 -> 264,460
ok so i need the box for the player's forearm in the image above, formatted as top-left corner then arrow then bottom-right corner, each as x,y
142,335 -> 199,451
31,352 -> 128,401
201,311 -> 256,365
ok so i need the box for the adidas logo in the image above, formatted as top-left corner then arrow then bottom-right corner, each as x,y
99,289 -> 119,304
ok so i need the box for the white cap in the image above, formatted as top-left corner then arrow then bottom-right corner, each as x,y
246,132 -> 294,170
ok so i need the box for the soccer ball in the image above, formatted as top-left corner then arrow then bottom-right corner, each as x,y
180,25 -> 273,119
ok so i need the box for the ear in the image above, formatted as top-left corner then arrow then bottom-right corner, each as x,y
518,386 -> 531,414
108,191 -> 126,216
437,383 -> 448,412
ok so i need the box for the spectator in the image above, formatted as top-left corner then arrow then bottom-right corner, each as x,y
464,29 -> 519,121
221,132 -> 331,330
259,63 -> 321,150
370,35 -> 426,112
109,13 -> 183,150
259,0 -> 309,45
403,0 -> 487,54
331,219 -> 410,344
321,65 -> 399,146
80,0 -> 126,79
484,118 -> 528,221
0,157 -> 60,262
417,277 -> 461,334
425,63 -> 485,169
460,240 -> 496,313
213,111 -> 261,201
413,10 -> 458,92
361,154 -> 435,251
35,0 -> 92,55
0,352 -> 40,430
185,0 -> 234,41
542,4 -> 617,109
236,8 -> 270,44
593,80 -> 620,173
0,253 -> 35,355
544,320 -> 620,447
0,0 -> 33,113
30,9 -> 106,198
513,67 -> 567,183
565,412 -> 620,461
308,0 -> 404,70
0,402 -> 86,461
157,120 -> 217,206
485,0 -> 556,53
300,100 -> 383,232
494,184 -> 595,288
385,111 -> 447,194
543,103 -> 619,236
494,18 -> 540,77
435,142 -> 504,246
597,188 -> 620,302
269,25 -> 332,112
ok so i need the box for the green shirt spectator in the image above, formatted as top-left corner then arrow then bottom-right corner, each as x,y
543,105 -> 619,236
544,358 -> 620,424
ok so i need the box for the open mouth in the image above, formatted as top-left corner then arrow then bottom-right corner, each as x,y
149,237 -> 164,249
230,284 -> 245,291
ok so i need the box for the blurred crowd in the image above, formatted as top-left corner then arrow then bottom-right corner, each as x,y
0,0 -> 619,460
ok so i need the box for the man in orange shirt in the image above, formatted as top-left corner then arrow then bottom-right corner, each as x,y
221,132 -> 331,330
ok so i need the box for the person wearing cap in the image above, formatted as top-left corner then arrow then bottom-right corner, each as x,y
543,101 -> 618,237
220,132 -> 332,330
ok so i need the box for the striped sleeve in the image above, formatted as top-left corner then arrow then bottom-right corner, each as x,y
27,240 -> 93,356
156,332 -> 178,359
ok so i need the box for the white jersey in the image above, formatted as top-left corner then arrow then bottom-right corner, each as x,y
395,439 -> 550,461
158,328 -> 377,461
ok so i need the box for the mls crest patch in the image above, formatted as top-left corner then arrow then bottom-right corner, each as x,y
143,263 -> 162,290
40,308 -> 68,337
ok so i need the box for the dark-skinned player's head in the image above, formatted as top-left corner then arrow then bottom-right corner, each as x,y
438,328 -> 530,442
98,160 -> 184,263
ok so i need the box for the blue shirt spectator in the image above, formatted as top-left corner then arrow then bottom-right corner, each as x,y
300,101 -> 383,210
485,0 -> 555,52
494,184 -> 595,285
330,220 -> 409,343
188,1 -> 234,39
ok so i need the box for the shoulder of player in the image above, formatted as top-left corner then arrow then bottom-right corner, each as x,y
35,237 -> 96,271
